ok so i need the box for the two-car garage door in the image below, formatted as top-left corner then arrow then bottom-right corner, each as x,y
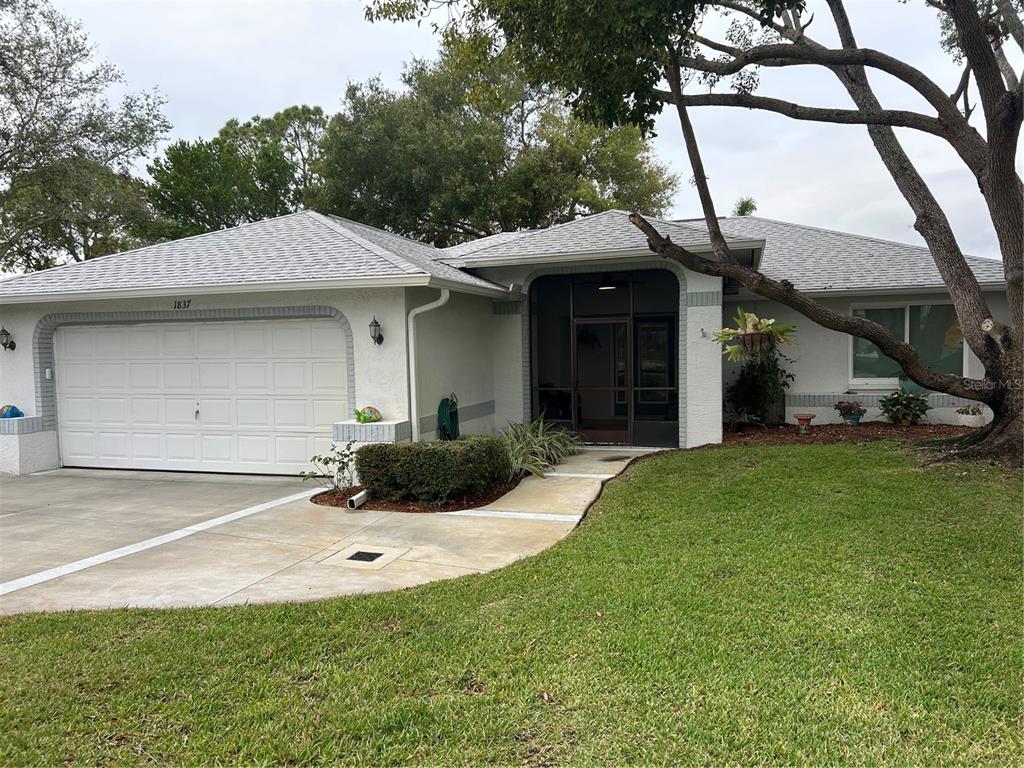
55,319 -> 348,474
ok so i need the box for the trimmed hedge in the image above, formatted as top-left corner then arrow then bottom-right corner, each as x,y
355,436 -> 511,504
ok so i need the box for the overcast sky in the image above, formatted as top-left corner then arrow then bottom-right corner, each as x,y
56,0 -> 1021,259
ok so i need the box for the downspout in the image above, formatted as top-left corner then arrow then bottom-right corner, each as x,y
407,288 -> 450,442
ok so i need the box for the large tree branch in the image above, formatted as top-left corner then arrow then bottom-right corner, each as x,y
628,212 -> 996,402
654,89 -> 948,136
996,0 -> 1024,49
992,41 -> 1021,90
946,0 -> 1010,119
940,0 -> 1024,334
821,0 -> 1003,363
677,37 -> 991,176
677,43 -> 966,129
663,52 -> 735,263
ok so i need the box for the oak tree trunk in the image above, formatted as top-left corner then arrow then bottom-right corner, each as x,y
935,343 -> 1023,467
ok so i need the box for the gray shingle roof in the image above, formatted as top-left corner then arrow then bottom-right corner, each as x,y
0,211 -> 505,299
1,209 -> 1003,301
439,231 -> 533,258
438,210 -> 749,264
705,216 -> 1006,292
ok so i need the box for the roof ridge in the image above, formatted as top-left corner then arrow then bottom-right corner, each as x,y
326,213 -> 437,251
439,229 -> 531,250
308,212 -> 419,275
449,209 -> 629,259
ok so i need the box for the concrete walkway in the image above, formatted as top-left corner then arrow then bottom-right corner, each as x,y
0,448 -> 647,614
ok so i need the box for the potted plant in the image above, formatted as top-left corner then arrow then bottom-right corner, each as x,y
834,400 -> 867,426
955,403 -> 986,428
879,390 -> 930,426
714,308 -> 796,361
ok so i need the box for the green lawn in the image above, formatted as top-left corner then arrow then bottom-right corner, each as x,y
2,443 -> 1021,765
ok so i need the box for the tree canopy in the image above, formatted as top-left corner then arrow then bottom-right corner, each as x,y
307,42 -> 678,246
219,105 -> 329,210
368,0 -> 1024,465
145,136 -> 295,240
0,0 -> 168,271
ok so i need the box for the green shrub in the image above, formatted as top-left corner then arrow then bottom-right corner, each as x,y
879,390 -> 930,425
300,440 -> 357,491
501,418 -> 582,480
355,435 -> 510,504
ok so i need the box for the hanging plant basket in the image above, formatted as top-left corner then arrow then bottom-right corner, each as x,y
735,331 -> 775,360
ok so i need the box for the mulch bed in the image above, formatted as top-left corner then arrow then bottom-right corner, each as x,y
311,480 -> 518,514
722,422 -> 971,447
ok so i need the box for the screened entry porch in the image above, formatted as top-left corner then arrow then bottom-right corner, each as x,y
528,269 -> 680,448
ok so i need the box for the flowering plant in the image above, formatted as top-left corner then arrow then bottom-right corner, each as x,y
834,400 -> 867,418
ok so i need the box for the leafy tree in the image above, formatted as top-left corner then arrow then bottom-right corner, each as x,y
308,44 -> 677,246
0,0 -> 167,270
219,105 -> 329,209
145,136 -> 294,239
2,158 -> 153,271
732,196 -> 757,216
370,0 -> 1024,466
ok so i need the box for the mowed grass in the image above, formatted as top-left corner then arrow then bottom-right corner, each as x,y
1,443 -> 1021,765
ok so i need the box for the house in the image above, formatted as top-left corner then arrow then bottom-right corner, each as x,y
0,210 -> 1009,475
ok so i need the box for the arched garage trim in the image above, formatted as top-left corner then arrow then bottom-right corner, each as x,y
520,260 -> 688,448
33,306 -> 356,432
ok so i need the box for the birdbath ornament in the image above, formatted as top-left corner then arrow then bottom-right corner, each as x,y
794,412 -> 816,434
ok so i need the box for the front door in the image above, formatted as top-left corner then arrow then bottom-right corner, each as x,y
574,319 -> 630,443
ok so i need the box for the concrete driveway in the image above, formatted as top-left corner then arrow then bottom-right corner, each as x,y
0,450 -> 640,614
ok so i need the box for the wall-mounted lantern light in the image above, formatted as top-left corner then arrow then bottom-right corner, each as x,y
597,274 -> 618,291
368,316 -> 383,345
0,327 -> 14,351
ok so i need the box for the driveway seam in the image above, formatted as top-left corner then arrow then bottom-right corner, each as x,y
0,488 -> 318,597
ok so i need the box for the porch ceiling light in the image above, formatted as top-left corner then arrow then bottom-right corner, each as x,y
369,316 -> 384,345
0,326 -> 14,351
597,274 -> 617,291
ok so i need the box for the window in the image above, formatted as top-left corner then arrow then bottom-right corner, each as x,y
851,304 -> 963,384
852,307 -> 904,380
909,304 -> 963,375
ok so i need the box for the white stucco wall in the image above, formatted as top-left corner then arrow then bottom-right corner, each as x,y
0,287 -> 410,471
684,271 -> 724,447
407,288 -> 498,439
721,289 -> 1011,425
491,310 -> 525,431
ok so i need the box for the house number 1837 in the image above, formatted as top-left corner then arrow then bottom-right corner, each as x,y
173,299 -> 192,309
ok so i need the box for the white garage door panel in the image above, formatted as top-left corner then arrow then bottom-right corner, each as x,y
55,319 -> 347,474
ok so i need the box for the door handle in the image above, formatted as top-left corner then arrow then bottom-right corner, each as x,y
195,403 -> 200,420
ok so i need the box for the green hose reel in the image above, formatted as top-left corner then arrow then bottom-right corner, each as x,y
437,393 -> 460,441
